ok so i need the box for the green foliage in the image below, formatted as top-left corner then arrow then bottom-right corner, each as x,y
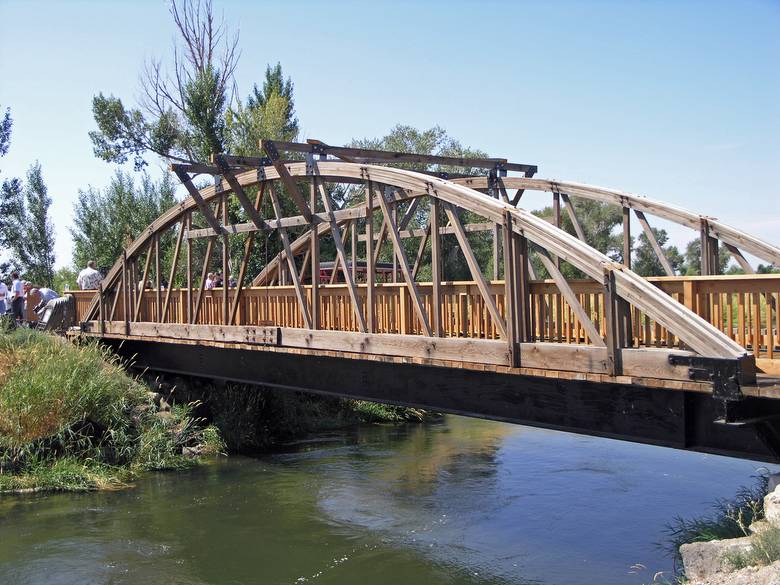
70,170 -> 178,272
0,330 -> 222,492
683,238 -> 731,275
0,163 -> 56,286
52,266 -> 79,292
226,62 -> 299,155
89,0 -> 237,166
663,473 -> 768,568
633,227 -> 685,277
0,106 -> 11,158
90,94 -> 181,170
533,199 -> 623,278
725,525 -> 780,570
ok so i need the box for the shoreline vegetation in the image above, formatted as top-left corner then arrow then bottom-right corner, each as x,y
0,329 -> 431,493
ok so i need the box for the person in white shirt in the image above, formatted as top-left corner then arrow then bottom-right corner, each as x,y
0,280 -> 7,315
204,272 -> 215,290
77,261 -> 103,290
9,272 -> 24,322
30,287 -> 60,315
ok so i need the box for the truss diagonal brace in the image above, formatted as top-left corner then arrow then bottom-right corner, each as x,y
173,168 -> 224,235
213,155 -> 266,229
261,140 -> 312,222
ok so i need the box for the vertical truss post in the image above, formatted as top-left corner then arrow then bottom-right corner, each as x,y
489,169 -> 501,279
514,231 -> 532,343
365,181 -> 375,333
603,265 -> 625,376
310,178 -> 320,329
98,282 -> 105,335
503,212 -> 520,367
431,197 -> 442,337
186,212 -> 193,324
122,251 -> 129,335
222,193 -> 229,325
623,205 -> 632,269
553,191 -> 561,269
154,233 -> 161,323
351,221 -> 358,281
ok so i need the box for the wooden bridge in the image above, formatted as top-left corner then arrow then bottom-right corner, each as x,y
71,140 -> 780,462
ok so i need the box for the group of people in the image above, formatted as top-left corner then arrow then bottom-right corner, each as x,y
0,272 -> 60,325
204,272 -> 236,289
0,261 -> 103,327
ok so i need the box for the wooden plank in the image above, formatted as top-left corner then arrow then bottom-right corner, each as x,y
133,243 -> 154,322
634,210 -> 674,276
162,220 -> 185,322
366,181 -> 376,333
261,140 -> 312,221
318,182 -> 367,332
186,212 -> 193,323
222,193 -> 230,326
375,181 -> 433,336
444,203 -> 507,338
411,222 -> 431,280
311,179 -> 320,330
268,184 -> 312,329
431,198 -> 442,337
503,211 -> 519,366
536,248 -> 606,347
193,237 -> 215,323
561,194 -> 587,242
623,206 -> 632,269
154,234 -> 161,322
213,155 -> 266,229
174,169 -> 224,234
723,243 -> 755,274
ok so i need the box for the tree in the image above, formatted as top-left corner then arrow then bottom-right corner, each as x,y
0,163 -> 56,286
532,199 -> 623,278
89,0 -> 238,167
70,170 -> 178,272
225,63 -> 299,156
682,238 -> 730,275
349,125 -> 491,280
0,107 -> 11,158
632,227 -> 684,276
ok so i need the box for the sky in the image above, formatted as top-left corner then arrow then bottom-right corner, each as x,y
0,0 -> 778,269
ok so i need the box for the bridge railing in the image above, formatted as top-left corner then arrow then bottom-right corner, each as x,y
70,273 -> 779,362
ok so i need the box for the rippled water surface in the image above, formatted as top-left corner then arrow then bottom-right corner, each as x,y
1,416 -> 776,585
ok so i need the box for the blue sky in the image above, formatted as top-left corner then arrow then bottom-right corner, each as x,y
1,0 -> 778,268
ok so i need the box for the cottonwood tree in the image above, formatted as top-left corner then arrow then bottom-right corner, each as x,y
89,0 -> 238,168
70,170 -> 177,273
682,238 -> 730,275
0,163 -> 56,286
632,227 -> 684,276
0,107 -> 11,159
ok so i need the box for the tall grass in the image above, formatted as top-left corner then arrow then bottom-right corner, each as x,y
662,473 -> 769,570
0,330 -> 223,492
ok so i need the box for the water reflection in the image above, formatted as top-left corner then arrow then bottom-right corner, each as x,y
0,416 -> 775,585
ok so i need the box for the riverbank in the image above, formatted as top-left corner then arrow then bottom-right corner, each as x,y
0,329 -> 432,492
0,329 -> 224,492
668,473 -> 780,583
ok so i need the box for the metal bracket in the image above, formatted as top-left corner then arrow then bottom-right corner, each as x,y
310,143 -> 327,157
487,170 -> 498,199
668,354 -> 744,401
305,153 -> 316,175
256,165 -> 266,182
214,176 -> 223,193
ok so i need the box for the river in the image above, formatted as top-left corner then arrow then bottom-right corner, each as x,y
0,416 -> 775,585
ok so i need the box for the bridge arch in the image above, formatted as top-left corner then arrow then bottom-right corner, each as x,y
80,156 -> 759,365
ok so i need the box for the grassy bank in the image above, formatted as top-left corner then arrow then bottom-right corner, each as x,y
0,329 -> 223,492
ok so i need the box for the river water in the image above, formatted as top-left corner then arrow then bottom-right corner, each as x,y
0,416 -> 776,585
